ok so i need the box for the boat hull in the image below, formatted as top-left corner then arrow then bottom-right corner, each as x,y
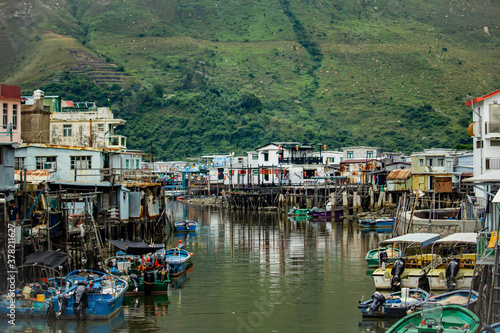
385,304 -> 481,333
358,289 -> 431,318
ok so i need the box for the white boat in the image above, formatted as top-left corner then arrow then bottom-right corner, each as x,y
427,233 -> 477,291
371,233 -> 441,290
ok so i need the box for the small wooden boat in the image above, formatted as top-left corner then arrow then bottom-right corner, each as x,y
106,240 -> 170,295
365,247 -> 401,268
385,303 -> 481,333
0,251 -> 72,318
358,217 -> 395,228
164,247 -> 192,277
288,208 -> 311,216
358,288 -> 431,318
175,220 -> 198,232
51,269 -> 128,320
426,289 -> 479,311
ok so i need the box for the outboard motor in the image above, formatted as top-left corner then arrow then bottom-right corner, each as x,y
129,273 -> 141,292
73,281 -> 88,320
307,207 -> 319,216
368,292 -> 386,314
379,250 -> 388,266
391,258 -> 405,291
57,293 -> 70,316
143,270 -> 156,295
445,258 -> 460,290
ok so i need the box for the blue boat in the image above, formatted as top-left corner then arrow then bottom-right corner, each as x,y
358,217 -> 395,228
175,220 -> 198,232
51,269 -> 128,320
0,251 -> 72,318
481,322 -> 500,332
358,288 -> 431,318
164,248 -> 192,277
426,289 -> 479,311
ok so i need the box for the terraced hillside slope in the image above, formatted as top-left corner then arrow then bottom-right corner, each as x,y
1,0 -> 499,158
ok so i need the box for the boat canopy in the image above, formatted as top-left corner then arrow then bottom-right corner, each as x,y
432,232 -> 477,244
110,240 -> 164,255
379,233 -> 441,247
24,250 -> 68,268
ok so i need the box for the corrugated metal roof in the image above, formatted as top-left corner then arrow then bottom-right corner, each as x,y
387,169 -> 411,180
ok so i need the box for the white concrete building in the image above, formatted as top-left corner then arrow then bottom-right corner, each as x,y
50,101 -> 126,149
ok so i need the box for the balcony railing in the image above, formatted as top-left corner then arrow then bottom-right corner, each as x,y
106,135 -> 127,149
486,122 -> 500,134
280,157 -> 322,164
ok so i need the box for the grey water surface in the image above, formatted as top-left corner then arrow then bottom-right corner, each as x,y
4,202 -> 398,333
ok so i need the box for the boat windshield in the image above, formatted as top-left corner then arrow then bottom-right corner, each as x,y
420,302 -> 443,329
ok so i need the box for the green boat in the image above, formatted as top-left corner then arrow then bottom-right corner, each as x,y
365,247 -> 401,267
386,303 -> 482,333
288,208 -> 311,216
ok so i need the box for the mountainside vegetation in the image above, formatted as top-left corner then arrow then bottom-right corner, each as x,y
1,0 -> 499,159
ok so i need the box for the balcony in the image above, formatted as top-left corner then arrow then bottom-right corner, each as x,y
106,135 -> 127,149
280,156 -> 322,165
485,122 -> 500,135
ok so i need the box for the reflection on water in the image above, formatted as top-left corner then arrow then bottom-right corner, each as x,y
5,203 -> 397,332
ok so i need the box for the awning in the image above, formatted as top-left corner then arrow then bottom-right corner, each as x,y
379,233 -> 441,247
432,232 -> 477,244
109,240 -> 163,255
24,251 -> 68,268
463,170 -> 500,184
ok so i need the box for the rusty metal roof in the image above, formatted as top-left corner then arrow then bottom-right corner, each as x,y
386,169 -> 411,180
14,170 -> 53,183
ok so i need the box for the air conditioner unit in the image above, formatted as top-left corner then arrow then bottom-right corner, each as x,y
43,162 -> 56,170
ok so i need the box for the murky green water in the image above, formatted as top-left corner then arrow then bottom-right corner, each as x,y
3,202 -> 399,332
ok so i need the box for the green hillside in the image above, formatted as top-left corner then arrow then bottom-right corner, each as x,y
1,0 -> 499,159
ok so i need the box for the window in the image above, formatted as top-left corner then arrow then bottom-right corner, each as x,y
14,157 -> 25,170
63,124 -> 72,137
366,151 -> 373,158
136,159 -> 140,169
263,152 -> 269,162
2,103 -> 7,129
71,156 -> 91,169
252,154 -> 258,160
427,159 -> 433,166
476,141 -> 483,149
97,124 -> 104,131
419,159 -> 424,166
36,156 -> 57,170
347,151 -> 353,159
438,159 -> 444,167
12,104 -> 17,130
125,159 -> 130,169
446,160 -> 452,168
253,170 -> 259,175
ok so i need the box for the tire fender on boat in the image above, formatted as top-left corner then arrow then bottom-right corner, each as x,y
480,325 -> 496,333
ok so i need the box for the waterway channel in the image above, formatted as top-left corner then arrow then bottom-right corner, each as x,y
4,202 -> 399,332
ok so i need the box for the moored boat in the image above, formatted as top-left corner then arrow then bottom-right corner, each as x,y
426,289 -> 479,311
427,233 -> 478,291
163,247 -> 192,277
288,207 -> 311,216
385,303 -> 481,333
51,269 -> 128,320
365,247 -> 401,268
358,288 -> 431,318
106,240 -> 170,295
371,233 -> 441,290
358,217 -> 395,228
175,220 -> 198,232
